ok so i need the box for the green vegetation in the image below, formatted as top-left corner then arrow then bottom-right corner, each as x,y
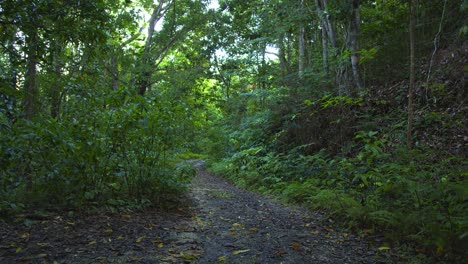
0,0 -> 466,261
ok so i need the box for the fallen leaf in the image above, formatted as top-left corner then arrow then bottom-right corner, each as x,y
378,246 -> 390,251
274,251 -> 287,256
36,243 -> 50,247
157,242 -> 164,248
88,241 -> 96,246
37,253 -> 47,258
181,251 -> 200,261
136,235 -> 146,243
67,221 -> 75,225
217,255 -> 227,262
249,227 -> 258,232
232,223 -> 242,227
117,235 -> 124,240
20,233 -> 30,238
291,243 -> 301,251
15,247 -> 22,253
232,249 -> 250,255
121,214 -> 131,219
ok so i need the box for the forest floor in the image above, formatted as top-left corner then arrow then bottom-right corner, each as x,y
1,161 -> 410,263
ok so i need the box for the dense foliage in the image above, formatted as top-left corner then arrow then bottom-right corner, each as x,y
1,0 -> 466,261
202,0 -> 467,260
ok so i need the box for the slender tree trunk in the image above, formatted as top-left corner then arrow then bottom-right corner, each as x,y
278,32 -> 289,78
298,6 -> 306,79
23,30 -> 38,121
349,0 -> 362,94
297,0 -> 306,79
321,0 -> 336,49
138,8 -> 159,95
314,0 -> 328,74
407,0 -> 416,149
23,28 -> 39,193
5,37 -> 18,122
51,41 -> 63,119
298,26 -> 305,79
138,2 -> 172,95
321,26 -> 328,74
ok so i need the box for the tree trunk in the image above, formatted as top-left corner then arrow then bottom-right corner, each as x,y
315,0 -> 328,74
407,0 -> 416,149
278,32 -> 289,78
51,41 -> 63,119
23,30 -> 38,121
298,0 -> 306,80
348,0 -> 362,94
321,26 -> 328,74
298,23 -> 305,79
321,0 -> 336,49
138,8 -> 158,95
138,1 -> 172,95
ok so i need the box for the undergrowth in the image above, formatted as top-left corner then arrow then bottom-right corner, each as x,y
206,93 -> 467,261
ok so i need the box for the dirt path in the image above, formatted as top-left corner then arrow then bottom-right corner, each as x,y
0,161 -> 394,263
188,161 -> 388,264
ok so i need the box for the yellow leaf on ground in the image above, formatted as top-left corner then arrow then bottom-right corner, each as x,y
157,242 -> 164,248
291,243 -> 301,251
88,241 -> 96,246
249,227 -> 258,231
20,233 -> 30,238
136,235 -> 146,243
117,235 -> 124,240
37,253 -> 47,258
232,249 -> 250,255
36,243 -> 50,247
217,255 -> 227,262
104,229 -> 113,233
15,247 -> 22,253
232,223 -> 242,227
378,246 -> 390,251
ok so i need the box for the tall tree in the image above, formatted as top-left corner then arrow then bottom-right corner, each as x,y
298,0 -> 306,79
138,0 -> 173,95
348,0 -> 362,93
407,0 -> 415,148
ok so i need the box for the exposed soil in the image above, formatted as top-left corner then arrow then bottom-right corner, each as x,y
1,161 -> 404,263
